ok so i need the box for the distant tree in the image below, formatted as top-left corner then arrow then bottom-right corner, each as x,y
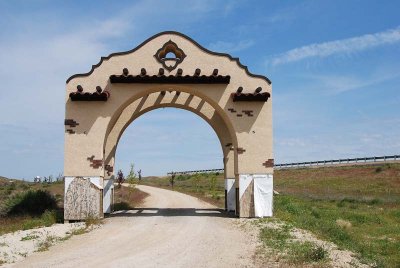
193,173 -> 201,192
56,173 -> 64,182
170,172 -> 175,188
126,163 -> 137,181
209,174 -> 217,193
117,170 -> 124,188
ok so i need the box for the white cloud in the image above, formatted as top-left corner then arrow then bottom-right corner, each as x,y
269,26 -> 400,65
301,70 -> 400,94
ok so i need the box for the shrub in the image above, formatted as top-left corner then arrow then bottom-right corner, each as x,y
289,242 -> 328,264
41,210 -> 58,226
114,202 -> 131,211
4,190 -> 58,216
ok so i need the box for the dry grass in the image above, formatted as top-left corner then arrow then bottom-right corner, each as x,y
274,163 -> 400,202
113,184 -> 150,210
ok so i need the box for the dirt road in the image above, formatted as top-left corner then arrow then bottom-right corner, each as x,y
12,185 -> 261,268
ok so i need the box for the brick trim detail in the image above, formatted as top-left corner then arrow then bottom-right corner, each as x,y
105,164 -> 114,175
87,155 -> 103,169
65,119 -> 79,127
237,148 -> 246,154
242,110 -> 254,117
262,159 -> 274,168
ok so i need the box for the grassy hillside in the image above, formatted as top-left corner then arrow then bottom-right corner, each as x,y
0,177 -> 64,235
0,177 -> 64,207
275,163 -> 400,202
272,163 -> 400,267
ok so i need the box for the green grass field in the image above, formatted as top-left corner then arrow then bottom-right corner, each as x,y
271,163 -> 400,267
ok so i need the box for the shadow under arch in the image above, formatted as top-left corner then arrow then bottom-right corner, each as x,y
110,208 -> 235,218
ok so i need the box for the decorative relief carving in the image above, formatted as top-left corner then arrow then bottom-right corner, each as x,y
154,40 -> 186,71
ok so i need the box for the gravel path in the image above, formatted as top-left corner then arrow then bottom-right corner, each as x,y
10,185 -> 261,268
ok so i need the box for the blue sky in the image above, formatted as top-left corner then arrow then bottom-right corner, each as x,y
0,1 -> 399,179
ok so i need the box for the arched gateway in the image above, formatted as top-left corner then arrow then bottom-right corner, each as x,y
64,31 -> 273,220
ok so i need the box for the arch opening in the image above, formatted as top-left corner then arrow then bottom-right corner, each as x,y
115,107 -> 224,177
103,93 -> 237,215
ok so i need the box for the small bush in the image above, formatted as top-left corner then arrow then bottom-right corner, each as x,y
19,183 -> 30,190
41,210 -> 58,226
367,199 -> 381,205
261,225 -> 292,250
7,183 -> 16,191
114,202 -> 131,211
84,215 -> 102,228
289,242 -> 328,264
336,219 -> 352,229
22,218 -> 42,230
4,190 -> 57,216
375,167 -> 383,173
71,228 -> 86,235
36,236 -> 56,252
21,234 -> 39,241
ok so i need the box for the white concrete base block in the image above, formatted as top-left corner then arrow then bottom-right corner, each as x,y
103,179 -> 114,213
254,174 -> 273,217
225,178 -> 236,212
239,174 -> 273,218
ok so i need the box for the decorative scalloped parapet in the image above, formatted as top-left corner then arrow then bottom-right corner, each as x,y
66,31 -> 271,84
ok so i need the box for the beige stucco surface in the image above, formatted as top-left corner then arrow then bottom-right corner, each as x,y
64,31 -> 273,217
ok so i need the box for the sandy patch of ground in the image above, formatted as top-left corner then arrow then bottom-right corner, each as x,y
0,222 -> 86,266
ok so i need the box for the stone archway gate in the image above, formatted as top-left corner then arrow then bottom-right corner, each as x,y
64,31 -> 273,220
